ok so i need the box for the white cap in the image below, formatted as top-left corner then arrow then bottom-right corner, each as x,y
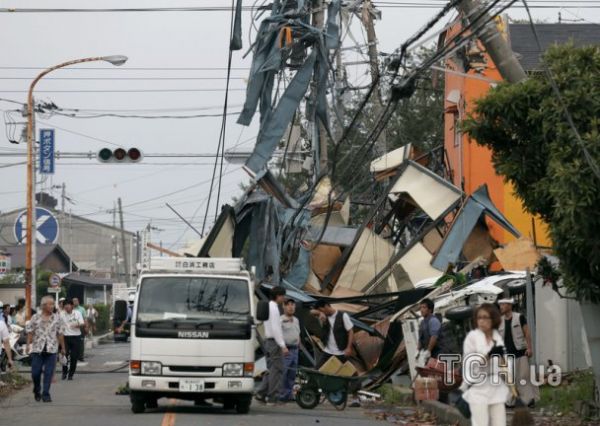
497,298 -> 515,304
128,294 -> 135,302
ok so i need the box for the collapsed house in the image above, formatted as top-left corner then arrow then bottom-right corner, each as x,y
176,0 -> 593,388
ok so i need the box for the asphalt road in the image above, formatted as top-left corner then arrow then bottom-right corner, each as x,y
1,340 -> 386,426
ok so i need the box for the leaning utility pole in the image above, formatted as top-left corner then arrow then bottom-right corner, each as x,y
312,0 -> 329,174
455,0 -> 526,83
117,198 -> 130,286
361,0 -> 387,154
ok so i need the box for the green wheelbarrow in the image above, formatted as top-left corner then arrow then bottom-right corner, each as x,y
295,367 -> 361,410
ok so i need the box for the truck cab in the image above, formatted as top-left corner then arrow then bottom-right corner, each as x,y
128,257 -> 255,414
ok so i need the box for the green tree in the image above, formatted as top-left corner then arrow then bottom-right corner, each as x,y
463,44 -> 600,302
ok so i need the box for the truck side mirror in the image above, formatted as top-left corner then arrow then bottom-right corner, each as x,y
256,300 -> 269,321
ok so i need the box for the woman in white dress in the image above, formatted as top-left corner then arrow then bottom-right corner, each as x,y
461,303 -> 510,426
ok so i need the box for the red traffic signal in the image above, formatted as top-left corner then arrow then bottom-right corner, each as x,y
97,148 -> 143,163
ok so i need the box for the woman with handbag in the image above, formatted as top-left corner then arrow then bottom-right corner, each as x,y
460,303 -> 510,426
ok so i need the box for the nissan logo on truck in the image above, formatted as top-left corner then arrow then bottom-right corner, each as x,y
177,331 -> 209,339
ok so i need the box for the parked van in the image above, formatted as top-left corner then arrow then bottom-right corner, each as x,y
128,257 -> 255,414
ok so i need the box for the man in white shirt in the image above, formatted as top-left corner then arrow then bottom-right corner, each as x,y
255,286 -> 288,405
313,300 -> 354,367
60,299 -> 85,380
0,319 -> 13,370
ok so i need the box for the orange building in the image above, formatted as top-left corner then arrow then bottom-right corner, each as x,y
442,21 -> 599,248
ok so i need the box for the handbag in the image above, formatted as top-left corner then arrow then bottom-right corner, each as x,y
454,394 -> 471,419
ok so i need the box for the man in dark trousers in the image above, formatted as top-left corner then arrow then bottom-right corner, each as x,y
312,300 -> 354,367
416,298 -> 445,365
255,286 -> 288,406
60,299 -> 85,380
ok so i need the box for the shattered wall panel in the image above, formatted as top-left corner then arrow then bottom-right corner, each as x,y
422,228 -> 444,255
336,228 -> 398,294
370,145 -> 411,174
397,242 -> 443,285
389,162 -> 462,221
462,221 -> 496,262
311,244 -> 342,282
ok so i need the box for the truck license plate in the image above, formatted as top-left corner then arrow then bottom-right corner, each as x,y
179,380 -> 205,392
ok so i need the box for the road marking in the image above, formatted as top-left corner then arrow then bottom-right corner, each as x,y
104,361 -> 126,366
161,399 -> 178,426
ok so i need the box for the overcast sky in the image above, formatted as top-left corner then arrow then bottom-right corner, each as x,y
0,0 -> 592,250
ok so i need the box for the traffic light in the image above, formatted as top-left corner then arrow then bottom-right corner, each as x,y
97,148 -> 142,163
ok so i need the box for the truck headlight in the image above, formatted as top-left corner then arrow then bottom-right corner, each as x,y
141,361 -> 162,376
222,363 -> 244,377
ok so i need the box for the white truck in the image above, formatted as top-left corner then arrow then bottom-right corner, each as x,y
128,257 -> 256,414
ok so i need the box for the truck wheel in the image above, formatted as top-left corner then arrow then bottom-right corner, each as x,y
296,388 -> 320,409
235,396 -> 251,414
223,398 -> 236,411
130,393 -> 146,414
131,401 -> 146,414
507,279 -> 526,295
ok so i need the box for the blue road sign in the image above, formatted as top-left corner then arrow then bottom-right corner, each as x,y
14,207 -> 60,244
39,129 -> 55,174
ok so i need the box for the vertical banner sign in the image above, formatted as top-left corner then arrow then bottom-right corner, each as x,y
39,129 -> 55,174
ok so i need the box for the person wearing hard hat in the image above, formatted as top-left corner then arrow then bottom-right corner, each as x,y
498,298 -> 539,408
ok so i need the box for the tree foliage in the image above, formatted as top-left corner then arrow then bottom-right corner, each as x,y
463,44 -> 600,302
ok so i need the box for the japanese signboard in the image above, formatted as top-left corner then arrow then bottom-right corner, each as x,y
39,128 -> 55,174
0,253 -> 10,276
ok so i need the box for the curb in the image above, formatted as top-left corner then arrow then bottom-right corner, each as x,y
420,400 -> 471,426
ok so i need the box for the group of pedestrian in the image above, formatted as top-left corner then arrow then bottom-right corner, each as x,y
255,287 -> 298,405
19,296 -> 94,403
417,297 -> 539,426
255,287 -> 356,406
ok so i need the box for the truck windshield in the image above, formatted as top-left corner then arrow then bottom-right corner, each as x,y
137,276 -> 250,322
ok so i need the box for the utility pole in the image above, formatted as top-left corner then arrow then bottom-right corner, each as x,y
455,0 -> 526,83
312,0 -> 329,174
61,183 -> 66,213
117,198 -> 130,286
361,0 -> 387,155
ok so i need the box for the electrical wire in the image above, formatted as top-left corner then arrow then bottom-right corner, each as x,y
521,0 -> 600,180
0,88 -> 247,93
47,110 -> 242,119
201,0 -> 237,235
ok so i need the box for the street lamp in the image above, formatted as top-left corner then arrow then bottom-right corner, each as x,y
24,55 -> 128,319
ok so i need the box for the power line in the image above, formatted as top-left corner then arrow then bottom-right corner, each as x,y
0,66 -> 250,71
0,3 -> 598,12
48,110 -> 242,119
0,88 -> 247,93
35,119 -> 125,147
0,77 -> 247,81
202,0 -> 236,234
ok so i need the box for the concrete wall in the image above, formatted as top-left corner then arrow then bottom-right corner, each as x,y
0,286 -> 25,306
535,280 -> 591,372
0,208 -> 137,278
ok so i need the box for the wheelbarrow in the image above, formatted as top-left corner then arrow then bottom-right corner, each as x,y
295,367 -> 361,410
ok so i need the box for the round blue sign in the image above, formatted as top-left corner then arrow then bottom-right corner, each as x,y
14,207 -> 60,245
